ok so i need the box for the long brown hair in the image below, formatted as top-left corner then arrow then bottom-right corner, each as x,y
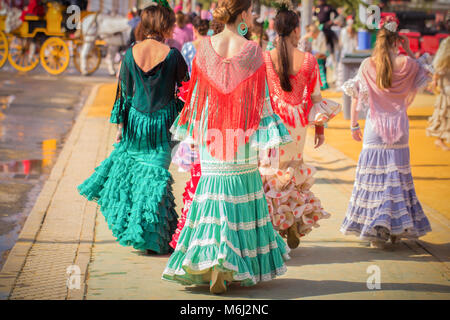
274,9 -> 300,92
372,28 -> 400,89
140,4 -> 176,40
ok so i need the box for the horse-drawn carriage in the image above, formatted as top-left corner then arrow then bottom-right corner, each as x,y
0,0 -> 130,75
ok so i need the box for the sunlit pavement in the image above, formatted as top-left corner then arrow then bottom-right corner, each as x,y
0,83 -> 448,300
0,67 -> 115,271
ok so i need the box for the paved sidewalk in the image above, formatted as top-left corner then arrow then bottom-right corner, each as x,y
0,84 -> 449,300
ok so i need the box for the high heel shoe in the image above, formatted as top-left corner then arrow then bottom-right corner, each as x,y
210,268 -> 227,294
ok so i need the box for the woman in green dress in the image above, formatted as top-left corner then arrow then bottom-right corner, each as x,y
78,2 -> 189,255
162,0 -> 292,294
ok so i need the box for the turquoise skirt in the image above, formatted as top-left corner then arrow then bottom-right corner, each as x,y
162,103 -> 292,287
78,133 -> 178,254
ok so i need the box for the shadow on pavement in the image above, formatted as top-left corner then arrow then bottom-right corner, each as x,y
181,278 -> 450,299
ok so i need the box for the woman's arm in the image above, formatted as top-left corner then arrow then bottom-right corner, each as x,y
311,75 -> 325,149
399,35 -> 415,59
350,97 -> 362,142
432,72 -> 441,91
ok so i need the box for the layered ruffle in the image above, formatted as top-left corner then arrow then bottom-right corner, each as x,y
340,145 -> 432,240
307,98 -> 342,125
78,143 -> 178,253
169,163 -> 202,249
260,163 -> 330,235
162,169 -> 290,287
341,74 -> 370,112
250,109 -> 292,150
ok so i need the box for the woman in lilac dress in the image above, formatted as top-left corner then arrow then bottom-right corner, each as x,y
340,17 -> 432,248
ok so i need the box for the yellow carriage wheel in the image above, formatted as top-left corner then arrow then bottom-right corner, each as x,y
8,36 -> 40,72
72,43 -> 101,75
40,37 -> 70,75
0,31 -> 8,68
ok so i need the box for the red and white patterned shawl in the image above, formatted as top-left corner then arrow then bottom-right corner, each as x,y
178,38 -> 266,159
264,51 -> 321,128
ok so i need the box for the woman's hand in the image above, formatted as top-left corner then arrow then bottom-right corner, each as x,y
115,124 -> 124,143
351,127 -> 363,142
314,133 -> 325,148
399,35 -> 414,57
115,130 -> 123,143
399,35 -> 410,50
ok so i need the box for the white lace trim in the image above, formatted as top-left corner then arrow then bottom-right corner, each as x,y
192,189 -> 265,204
354,180 -> 415,192
184,215 -> 272,231
201,167 -> 259,176
346,205 -> 426,220
201,155 -> 259,164
356,164 -> 411,175
356,165 -> 411,175
363,143 -> 409,150
177,237 -> 281,259
202,163 -> 257,172
340,226 -> 428,240
350,194 -> 419,209
163,259 -> 288,284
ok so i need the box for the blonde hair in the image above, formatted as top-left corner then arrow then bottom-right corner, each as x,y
372,28 -> 400,89
433,37 -> 450,74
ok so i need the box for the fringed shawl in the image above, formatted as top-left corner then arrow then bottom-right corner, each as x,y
264,51 -> 321,128
361,57 -> 423,145
178,38 -> 266,160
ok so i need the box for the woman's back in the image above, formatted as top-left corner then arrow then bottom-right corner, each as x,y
124,42 -> 187,112
132,40 -> 171,72
265,49 -> 319,107
269,48 -> 306,77
210,31 -> 248,59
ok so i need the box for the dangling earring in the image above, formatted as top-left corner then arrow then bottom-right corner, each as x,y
238,21 -> 248,37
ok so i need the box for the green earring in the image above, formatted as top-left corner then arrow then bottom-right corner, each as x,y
238,22 -> 248,37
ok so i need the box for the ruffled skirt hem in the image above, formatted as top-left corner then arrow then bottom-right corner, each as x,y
78,143 -> 178,254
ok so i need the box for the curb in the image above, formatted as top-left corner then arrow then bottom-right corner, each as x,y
0,84 -> 101,300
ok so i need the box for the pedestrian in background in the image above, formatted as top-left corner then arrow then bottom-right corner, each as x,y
340,17 -> 432,248
336,16 -> 358,89
304,23 -> 329,90
171,10 -> 194,51
78,2 -> 189,255
426,37 -> 450,151
251,17 -> 269,51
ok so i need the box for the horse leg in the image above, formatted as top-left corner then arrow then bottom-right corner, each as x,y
80,41 -> 94,76
106,45 -> 119,76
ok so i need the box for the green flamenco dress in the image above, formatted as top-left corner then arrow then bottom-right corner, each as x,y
162,83 -> 292,286
78,47 -> 189,254
161,37 -> 292,286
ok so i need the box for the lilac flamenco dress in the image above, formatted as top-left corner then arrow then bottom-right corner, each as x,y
340,55 -> 433,241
